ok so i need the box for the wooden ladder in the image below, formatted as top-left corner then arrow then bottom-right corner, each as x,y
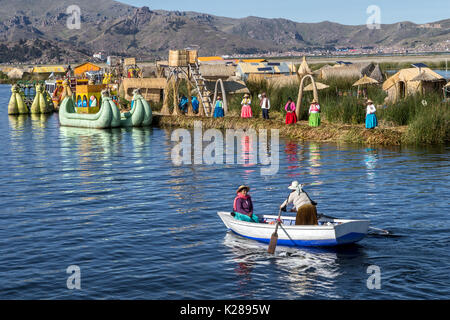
189,63 -> 212,116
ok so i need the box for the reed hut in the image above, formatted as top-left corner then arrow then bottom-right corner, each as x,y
297,56 -> 312,77
382,67 -> 446,103
121,78 -> 167,103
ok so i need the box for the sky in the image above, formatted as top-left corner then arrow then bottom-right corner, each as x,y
118,0 -> 449,25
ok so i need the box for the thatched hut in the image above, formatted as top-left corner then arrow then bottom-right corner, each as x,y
121,78 -> 167,103
382,67 -> 446,103
297,56 -> 312,77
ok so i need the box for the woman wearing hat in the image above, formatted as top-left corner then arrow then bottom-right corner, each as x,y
240,94 -> 253,118
308,99 -> 321,127
232,185 -> 259,223
280,181 -> 318,225
284,97 -> 297,124
213,95 -> 224,118
365,99 -> 378,129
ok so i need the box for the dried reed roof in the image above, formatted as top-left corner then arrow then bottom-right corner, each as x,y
304,82 -> 329,91
353,75 -> 379,86
7,68 -> 24,79
199,64 -> 236,78
383,68 -> 445,91
369,64 -> 384,82
319,62 -> 375,80
266,75 -> 299,88
297,56 -> 312,76
204,80 -> 250,95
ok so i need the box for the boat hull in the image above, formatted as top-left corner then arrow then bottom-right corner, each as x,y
217,212 -> 369,247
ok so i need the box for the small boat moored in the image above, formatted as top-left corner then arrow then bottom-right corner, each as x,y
217,211 -> 369,247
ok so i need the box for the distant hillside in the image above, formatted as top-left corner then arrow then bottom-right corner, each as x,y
0,0 -> 448,63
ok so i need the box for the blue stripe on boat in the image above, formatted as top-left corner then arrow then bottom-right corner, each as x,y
230,230 -> 366,247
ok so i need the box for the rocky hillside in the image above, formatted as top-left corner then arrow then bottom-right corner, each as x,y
0,0 -> 448,63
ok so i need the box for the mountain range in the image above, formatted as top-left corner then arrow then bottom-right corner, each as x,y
0,0 -> 448,63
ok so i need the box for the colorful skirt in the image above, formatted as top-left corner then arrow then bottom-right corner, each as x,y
213,107 -> 224,118
366,114 -> 378,129
309,113 -> 320,127
285,112 -> 297,124
241,105 -> 253,118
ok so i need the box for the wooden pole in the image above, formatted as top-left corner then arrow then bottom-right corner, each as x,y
172,77 -> 180,116
187,72 -> 195,116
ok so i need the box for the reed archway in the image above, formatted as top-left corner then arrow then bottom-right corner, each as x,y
296,74 -> 319,120
212,79 -> 228,115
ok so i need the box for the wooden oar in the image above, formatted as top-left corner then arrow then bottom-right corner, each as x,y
317,213 -> 392,235
268,196 -> 289,254
267,207 -> 282,254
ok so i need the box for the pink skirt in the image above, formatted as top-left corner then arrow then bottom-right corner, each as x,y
241,105 -> 253,118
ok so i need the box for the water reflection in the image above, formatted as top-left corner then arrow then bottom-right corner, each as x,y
285,141 -> 300,177
223,232 -> 371,299
364,148 -> 378,181
30,113 -> 51,130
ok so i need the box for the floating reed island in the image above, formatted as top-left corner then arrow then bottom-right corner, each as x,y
152,112 -> 409,146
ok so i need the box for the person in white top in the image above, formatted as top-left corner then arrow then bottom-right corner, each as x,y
258,92 -> 271,119
280,181 -> 318,225
365,99 -> 378,129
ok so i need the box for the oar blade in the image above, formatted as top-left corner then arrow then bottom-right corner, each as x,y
267,232 -> 278,254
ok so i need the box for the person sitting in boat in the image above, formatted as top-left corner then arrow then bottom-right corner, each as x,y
232,185 -> 259,223
280,181 -> 318,225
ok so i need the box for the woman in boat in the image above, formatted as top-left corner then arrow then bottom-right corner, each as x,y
308,99 -> 321,127
240,94 -> 253,118
213,95 -> 224,118
232,185 -> 259,223
365,99 -> 378,129
280,181 -> 318,225
285,97 -> 297,124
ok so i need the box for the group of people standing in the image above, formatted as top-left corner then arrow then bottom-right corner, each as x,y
213,93 -> 378,130
237,93 -> 322,127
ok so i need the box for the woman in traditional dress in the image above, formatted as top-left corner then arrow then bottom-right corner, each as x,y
232,185 -> 259,223
280,181 -> 318,225
365,99 -> 378,129
308,99 -> 321,127
240,94 -> 252,118
284,97 -> 297,124
213,96 -> 224,118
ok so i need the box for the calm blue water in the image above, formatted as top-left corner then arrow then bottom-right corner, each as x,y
0,84 -> 449,300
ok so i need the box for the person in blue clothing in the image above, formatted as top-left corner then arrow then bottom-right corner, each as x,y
213,95 -> 224,118
178,95 -> 188,113
191,96 -> 199,114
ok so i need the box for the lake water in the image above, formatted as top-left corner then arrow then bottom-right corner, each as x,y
0,84 -> 449,300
